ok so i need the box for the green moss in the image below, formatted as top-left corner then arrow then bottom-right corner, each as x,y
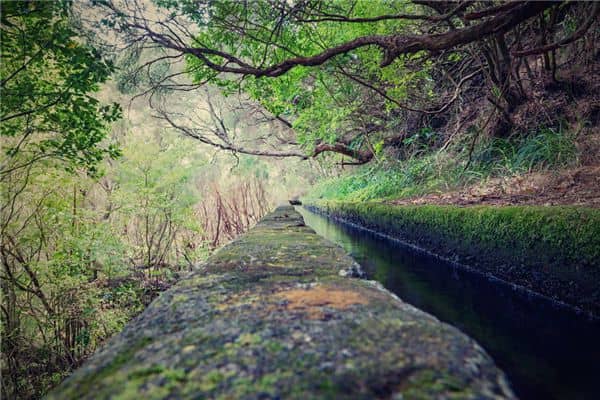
199,370 -> 225,392
53,336 -> 153,399
236,333 -> 262,346
314,377 -> 337,397
257,373 -> 280,391
94,337 -> 153,376
308,201 -> 600,313
228,377 -> 254,397
264,340 -> 285,353
127,365 -> 165,379
400,369 -> 472,399
313,201 -> 600,269
162,368 -> 187,383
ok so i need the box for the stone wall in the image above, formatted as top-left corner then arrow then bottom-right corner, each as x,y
48,206 -> 514,399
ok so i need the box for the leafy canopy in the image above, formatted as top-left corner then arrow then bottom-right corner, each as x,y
176,0 -> 429,150
1,0 -> 121,176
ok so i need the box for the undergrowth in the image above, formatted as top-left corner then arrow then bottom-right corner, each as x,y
308,127 -> 578,201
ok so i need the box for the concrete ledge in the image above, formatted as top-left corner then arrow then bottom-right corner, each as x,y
48,206 -> 514,399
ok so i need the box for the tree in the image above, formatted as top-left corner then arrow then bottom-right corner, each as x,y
1,2 -> 124,397
100,0 -> 599,162
1,0 -> 121,178
111,133 -> 206,271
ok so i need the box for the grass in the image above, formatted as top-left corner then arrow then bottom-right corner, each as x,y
307,127 -> 579,201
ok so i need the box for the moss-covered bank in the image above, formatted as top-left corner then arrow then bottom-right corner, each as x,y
47,206 -> 514,399
307,201 -> 600,316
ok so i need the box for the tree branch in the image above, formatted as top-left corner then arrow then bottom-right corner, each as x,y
513,2 -> 599,56
113,1 -> 555,77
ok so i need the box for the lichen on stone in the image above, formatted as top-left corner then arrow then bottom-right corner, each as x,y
47,206 -> 515,400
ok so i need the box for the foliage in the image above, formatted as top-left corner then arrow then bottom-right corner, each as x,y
178,0 -> 432,155
102,0 -> 598,164
0,3 -> 207,398
111,136 -> 206,269
1,3 -> 129,397
1,168 -> 133,399
471,128 -> 578,174
0,0 -> 121,177
307,127 -> 579,201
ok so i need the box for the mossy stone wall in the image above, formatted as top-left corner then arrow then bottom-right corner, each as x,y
47,206 -> 514,399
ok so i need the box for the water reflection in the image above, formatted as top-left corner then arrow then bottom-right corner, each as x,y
299,207 -> 600,400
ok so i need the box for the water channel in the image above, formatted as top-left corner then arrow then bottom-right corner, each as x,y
298,207 -> 600,399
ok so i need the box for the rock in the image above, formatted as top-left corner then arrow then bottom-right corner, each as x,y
47,206 -> 515,400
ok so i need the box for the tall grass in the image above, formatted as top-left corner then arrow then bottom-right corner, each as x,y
308,127 -> 579,201
470,127 -> 578,175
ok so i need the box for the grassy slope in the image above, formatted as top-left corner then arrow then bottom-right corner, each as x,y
309,128 -> 579,202
311,201 -> 600,270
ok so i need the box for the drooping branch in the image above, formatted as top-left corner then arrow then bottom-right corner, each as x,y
291,2 -> 470,24
154,107 -> 308,159
336,65 -> 481,115
312,142 -> 374,164
151,89 -> 379,162
464,2 -> 522,21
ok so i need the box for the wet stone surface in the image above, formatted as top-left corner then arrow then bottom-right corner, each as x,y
48,206 -> 515,400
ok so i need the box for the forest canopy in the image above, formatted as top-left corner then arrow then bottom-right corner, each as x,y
1,0 -> 121,176
102,0 -> 599,164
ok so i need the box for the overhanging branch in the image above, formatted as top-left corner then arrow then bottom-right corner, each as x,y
115,1 -> 555,77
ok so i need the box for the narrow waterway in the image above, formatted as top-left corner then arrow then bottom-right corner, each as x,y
298,207 -> 600,400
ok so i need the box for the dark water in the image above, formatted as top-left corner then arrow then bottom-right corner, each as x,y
298,207 -> 600,400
